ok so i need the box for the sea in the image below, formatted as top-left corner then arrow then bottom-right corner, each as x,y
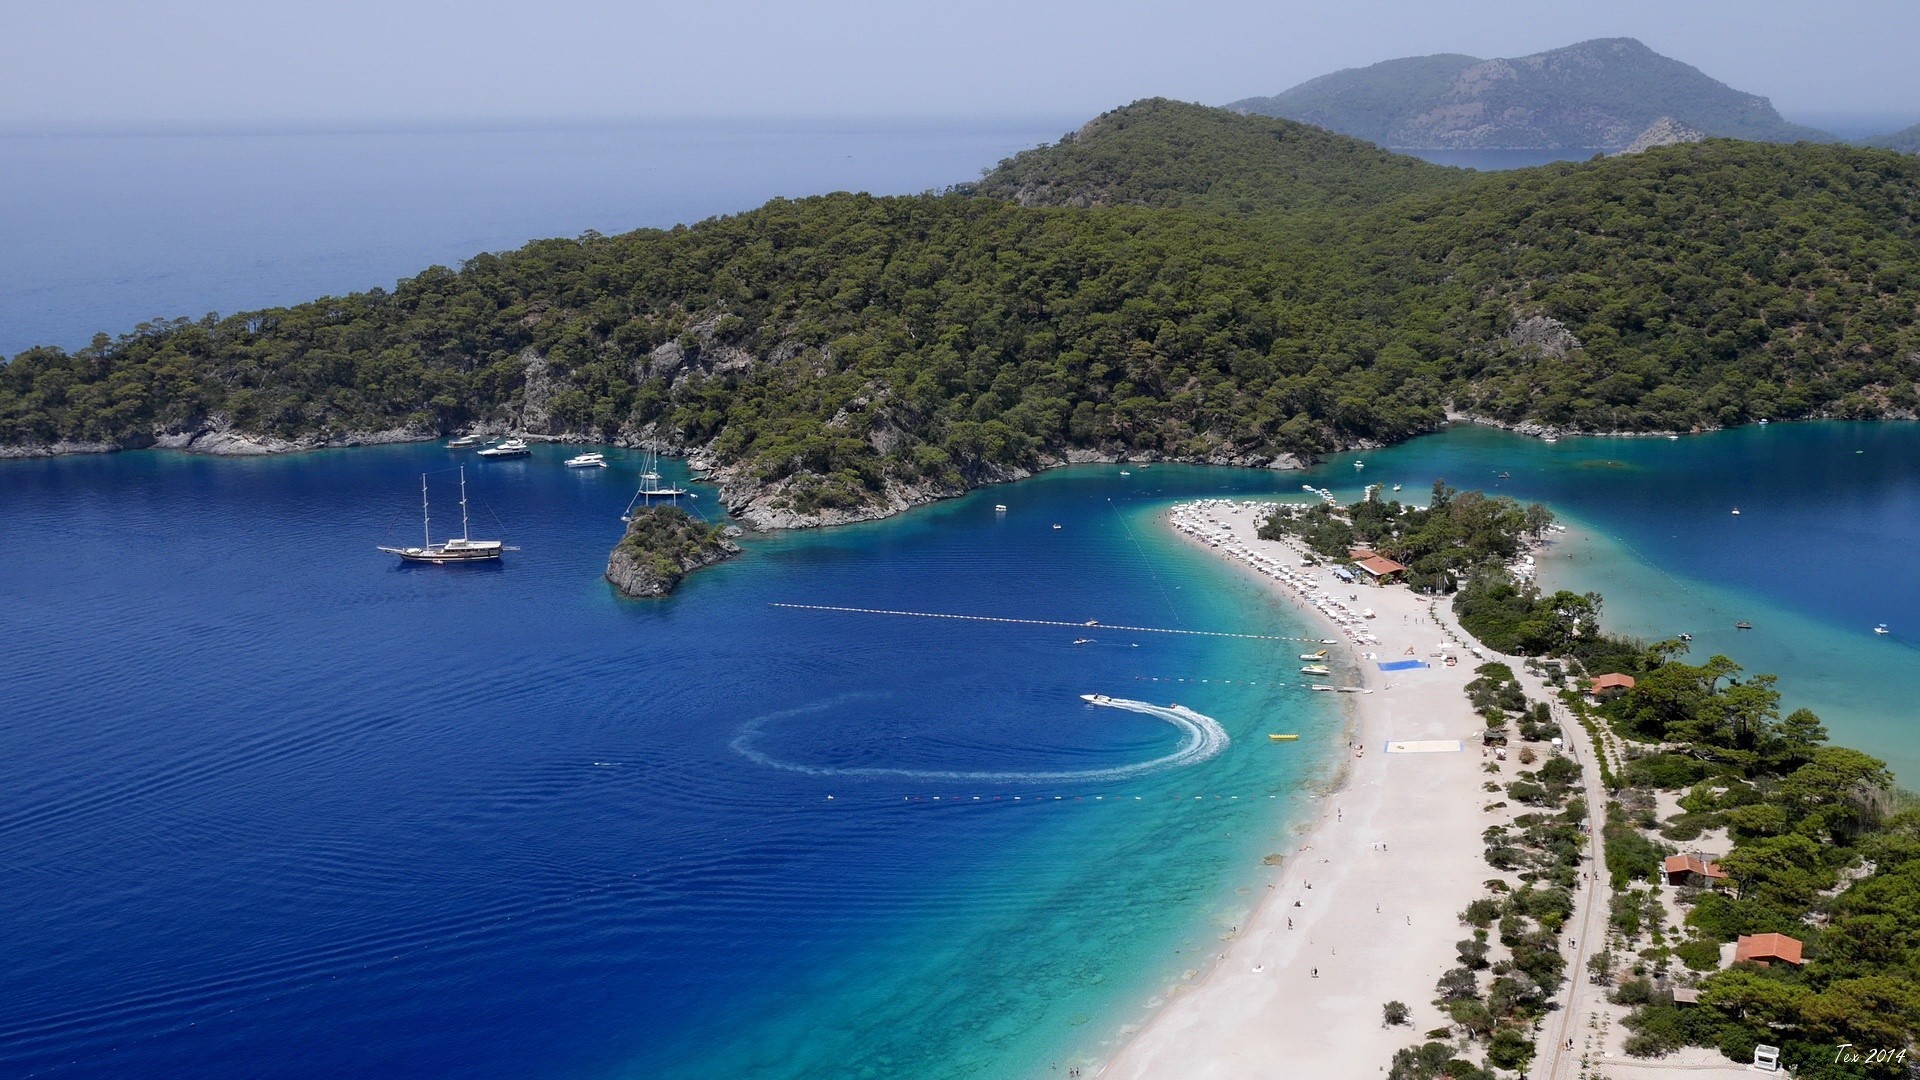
6,121 -> 1920,1078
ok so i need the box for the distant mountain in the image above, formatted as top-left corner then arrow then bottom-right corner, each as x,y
1863,122 -> 1920,154
1228,38 -> 1835,149
968,98 -> 1467,213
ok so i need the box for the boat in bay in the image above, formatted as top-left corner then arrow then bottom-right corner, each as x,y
446,434 -> 484,449
377,467 -> 510,564
1301,665 -> 1332,675
621,450 -> 690,520
477,438 -> 530,458
1268,734 -> 1298,742
565,452 -> 607,469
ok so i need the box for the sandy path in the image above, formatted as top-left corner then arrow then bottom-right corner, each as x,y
1098,501 -> 1501,1079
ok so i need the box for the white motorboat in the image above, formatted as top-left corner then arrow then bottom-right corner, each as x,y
1875,624 -> 1890,636
565,452 -> 607,469
445,434 -> 484,448
477,438 -> 530,458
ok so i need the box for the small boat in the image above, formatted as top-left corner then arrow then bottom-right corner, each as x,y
1678,633 -> 1693,642
1299,650 -> 1327,661
377,467 -> 510,564
446,434 -> 484,449
1667,434 -> 1680,441
1079,693 -> 1111,704
1497,471 -> 1511,479
1053,524 -> 1063,530
1875,624 -> 1890,636
565,452 -> 606,469
1391,484 -> 1402,492
477,438 -> 530,458
1268,734 -> 1299,742
1543,435 -> 1559,444
1337,687 -> 1362,693
1072,638 -> 1092,645
994,504 -> 1007,512
1309,685 -> 1335,692
1301,665 -> 1331,675
1120,470 -> 1131,476
1735,621 -> 1753,630
1731,508 -> 1741,515
1354,460 -> 1365,470
1759,419 -> 1770,425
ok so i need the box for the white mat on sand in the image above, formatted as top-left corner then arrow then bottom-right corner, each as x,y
1384,740 -> 1464,754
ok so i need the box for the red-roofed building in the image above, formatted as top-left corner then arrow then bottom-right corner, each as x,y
1663,853 -> 1729,888
1734,933 -> 1804,967
1589,673 -> 1636,700
1353,554 -> 1407,582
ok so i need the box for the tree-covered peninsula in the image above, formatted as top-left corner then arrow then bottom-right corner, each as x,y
5,100 -> 1920,528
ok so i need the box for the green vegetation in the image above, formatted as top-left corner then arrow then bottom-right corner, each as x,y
606,505 -> 738,596
969,98 -> 1468,213
1228,37 -> 1834,148
6,103 -> 1920,527
1863,122 -> 1920,155
1260,482 -> 1553,594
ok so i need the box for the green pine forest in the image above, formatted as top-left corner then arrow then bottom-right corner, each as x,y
6,98 -> 1920,521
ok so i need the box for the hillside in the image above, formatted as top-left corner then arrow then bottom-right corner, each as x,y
968,97 -> 1467,212
1228,38 -> 1834,149
1863,121 -> 1920,154
5,125 -> 1920,530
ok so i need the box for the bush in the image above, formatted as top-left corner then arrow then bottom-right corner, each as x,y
1383,999 -> 1411,1026
1486,1027 -> 1535,1070
1624,753 -> 1709,789
1675,936 -> 1721,971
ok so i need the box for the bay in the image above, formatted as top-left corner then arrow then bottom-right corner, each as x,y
0,449 -> 1341,1078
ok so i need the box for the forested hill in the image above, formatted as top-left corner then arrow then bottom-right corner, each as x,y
1863,122 -> 1920,154
1228,38 -> 1834,150
967,98 -> 1469,212
4,126 -> 1920,529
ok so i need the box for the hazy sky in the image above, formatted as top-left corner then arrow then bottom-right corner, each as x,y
7,0 -> 1917,128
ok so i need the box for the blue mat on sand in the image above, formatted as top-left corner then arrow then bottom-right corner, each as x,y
1376,660 -> 1430,672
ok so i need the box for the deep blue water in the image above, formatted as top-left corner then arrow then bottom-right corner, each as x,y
0,448 -> 1339,1078
0,118 -> 1074,358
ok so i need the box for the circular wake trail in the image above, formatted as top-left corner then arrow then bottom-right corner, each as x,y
732,696 -> 1229,782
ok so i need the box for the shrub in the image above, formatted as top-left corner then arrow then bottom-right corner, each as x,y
1383,999 -> 1411,1026
1486,1027 -> 1535,1070
1675,937 -> 1721,971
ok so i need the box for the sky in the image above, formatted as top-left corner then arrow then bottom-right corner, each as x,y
5,0 -> 1917,130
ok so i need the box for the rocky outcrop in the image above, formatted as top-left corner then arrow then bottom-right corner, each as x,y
1614,117 -> 1707,155
1506,315 -> 1583,358
605,505 -> 743,598
151,418 -> 428,456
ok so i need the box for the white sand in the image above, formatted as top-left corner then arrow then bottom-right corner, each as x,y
1098,501 -> 1511,1079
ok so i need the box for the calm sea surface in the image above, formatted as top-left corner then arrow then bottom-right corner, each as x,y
0,451 -> 1341,1078
7,124 -> 1920,1078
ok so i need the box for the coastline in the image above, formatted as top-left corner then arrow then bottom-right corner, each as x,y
1096,499 -> 1509,1078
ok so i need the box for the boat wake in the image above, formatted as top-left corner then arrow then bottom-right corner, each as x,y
732,695 -> 1229,783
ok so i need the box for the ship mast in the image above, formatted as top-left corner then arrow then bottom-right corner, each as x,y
421,473 -> 432,547
459,466 -> 472,542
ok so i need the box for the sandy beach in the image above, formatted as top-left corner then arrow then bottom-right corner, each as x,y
1097,499 -> 1524,1078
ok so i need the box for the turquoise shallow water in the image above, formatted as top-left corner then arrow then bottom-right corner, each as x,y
1323,422 -> 1920,782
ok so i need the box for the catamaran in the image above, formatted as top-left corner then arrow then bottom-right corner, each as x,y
377,467 -> 510,564
565,452 -> 607,469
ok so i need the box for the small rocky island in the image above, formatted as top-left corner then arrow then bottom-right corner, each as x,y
605,505 -> 741,598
